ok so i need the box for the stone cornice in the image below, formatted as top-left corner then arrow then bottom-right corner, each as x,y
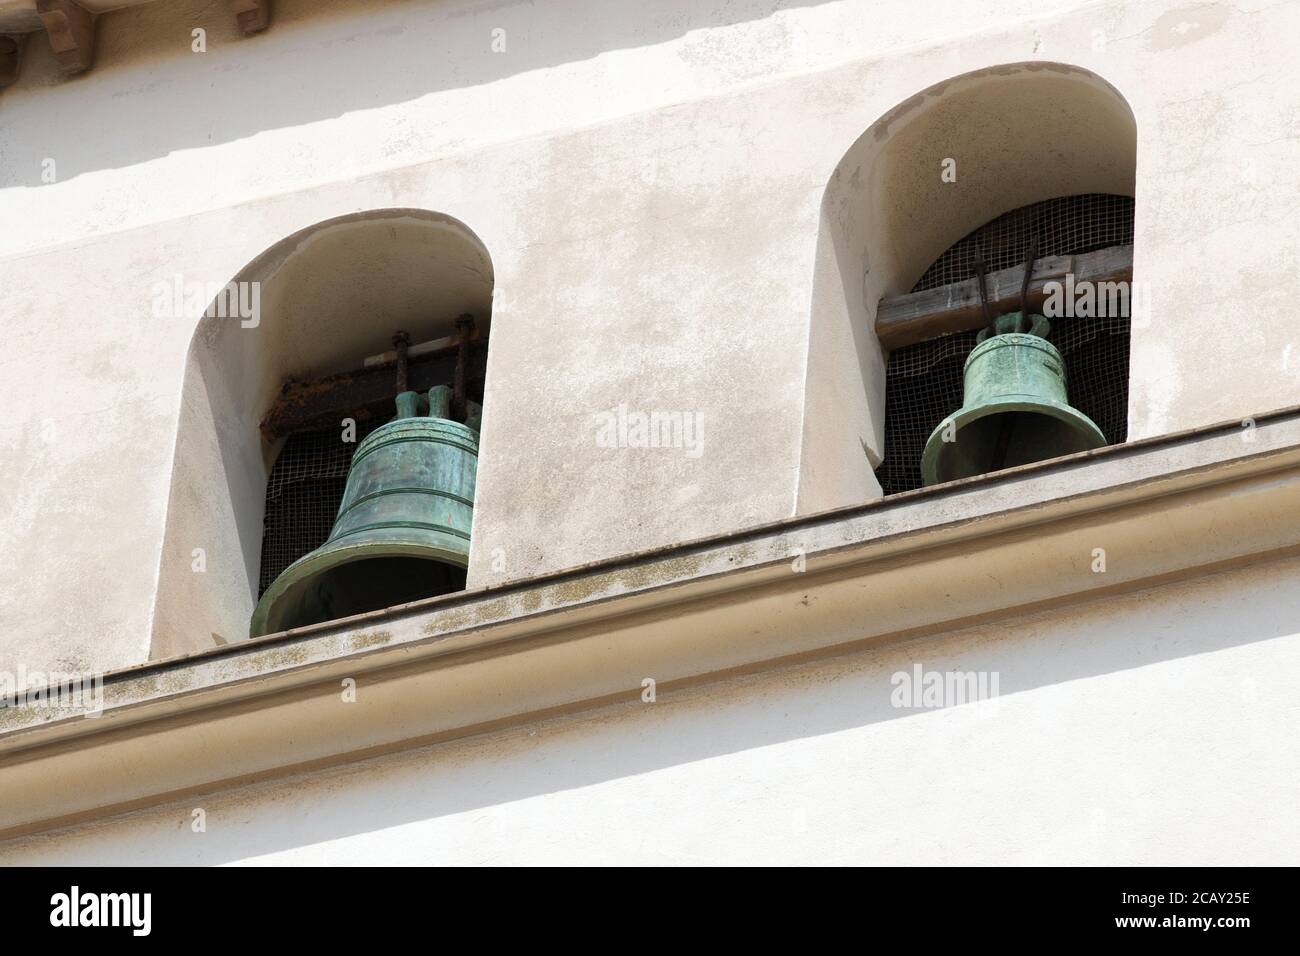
3,406 -> 1300,837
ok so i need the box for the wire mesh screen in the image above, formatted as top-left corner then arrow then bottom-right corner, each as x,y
875,193 -> 1134,495
910,193 -> 1135,292
258,420 -> 383,596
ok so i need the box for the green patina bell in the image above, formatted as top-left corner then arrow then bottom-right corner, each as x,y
251,385 -> 480,637
920,312 -> 1106,486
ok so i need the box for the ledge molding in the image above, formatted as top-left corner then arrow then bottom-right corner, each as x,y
4,407 -> 1300,837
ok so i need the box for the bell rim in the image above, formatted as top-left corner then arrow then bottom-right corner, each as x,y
920,396 -> 1107,487
250,534 -> 470,638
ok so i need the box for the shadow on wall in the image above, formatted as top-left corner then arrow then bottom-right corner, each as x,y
1,0 -> 836,187
798,61 -> 1136,515
149,208 -> 494,660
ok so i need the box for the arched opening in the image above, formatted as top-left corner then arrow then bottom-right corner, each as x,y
151,209 -> 494,656
877,193 -> 1133,493
800,62 -> 1137,512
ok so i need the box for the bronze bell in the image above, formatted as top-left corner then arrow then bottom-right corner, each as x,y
250,385 -> 480,637
920,311 -> 1106,485
919,242 -> 1106,486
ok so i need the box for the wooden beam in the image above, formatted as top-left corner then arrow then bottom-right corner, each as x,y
231,0 -> 270,35
875,244 -> 1134,351
0,33 -> 23,89
260,342 -> 488,441
35,0 -> 94,75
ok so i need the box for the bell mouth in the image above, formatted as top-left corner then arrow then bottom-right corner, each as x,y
921,398 -> 1106,486
251,541 -> 468,637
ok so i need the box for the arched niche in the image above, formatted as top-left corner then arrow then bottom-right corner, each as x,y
799,62 -> 1136,514
152,209 -> 494,657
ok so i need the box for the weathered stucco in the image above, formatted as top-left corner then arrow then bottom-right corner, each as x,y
3,0 -> 1300,680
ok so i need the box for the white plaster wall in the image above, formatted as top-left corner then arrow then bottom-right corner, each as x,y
3,555 -> 1296,866
3,0 -> 1300,674
0,0 -> 1097,256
